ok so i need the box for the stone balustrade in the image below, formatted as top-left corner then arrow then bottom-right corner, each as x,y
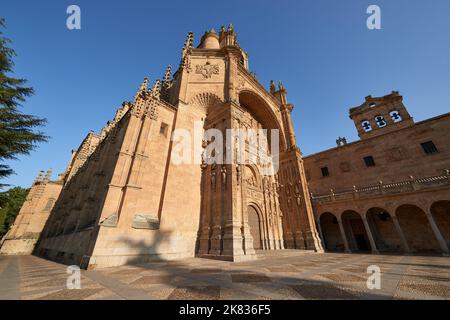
311,170 -> 450,204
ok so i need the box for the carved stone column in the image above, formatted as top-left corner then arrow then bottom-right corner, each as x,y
338,218 -> 351,253
209,164 -> 222,256
425,212 -> 449,255
197,165 -> 211,256
316,219 -> 326,249
391,215 -> 411,253
362,216 -> 379,254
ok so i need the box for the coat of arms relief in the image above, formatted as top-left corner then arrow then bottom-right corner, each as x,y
195,61 -> 220,78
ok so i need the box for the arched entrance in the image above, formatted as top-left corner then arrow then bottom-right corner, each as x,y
341,210 -> 371,252
319,212 -> 344,252
247,205 -> 262,250
430,201 -> 450,248
366,207 -> 402,252
396,204 -> 440,253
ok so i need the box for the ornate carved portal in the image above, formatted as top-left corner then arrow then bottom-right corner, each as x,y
196,96 -> 285,261
244,164 -> 284,252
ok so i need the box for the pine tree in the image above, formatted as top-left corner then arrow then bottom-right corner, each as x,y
0,18 -> 48,184
0,186 -> 28,237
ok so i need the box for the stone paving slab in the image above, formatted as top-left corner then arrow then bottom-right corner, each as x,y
1,252 -> 449,300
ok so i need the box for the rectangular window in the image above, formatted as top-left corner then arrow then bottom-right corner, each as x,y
363,156 -> 376,167
421,141 -> 438,155
321,167 -> 330,177
159,123 -> 168,136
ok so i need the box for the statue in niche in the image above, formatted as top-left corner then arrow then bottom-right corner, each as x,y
211,169 -> 216,189
236,165 -> 241,185
296,195 -> 302,206
221,165 -> 227,184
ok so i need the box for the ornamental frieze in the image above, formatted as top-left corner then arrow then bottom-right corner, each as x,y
246,188 -> 264,200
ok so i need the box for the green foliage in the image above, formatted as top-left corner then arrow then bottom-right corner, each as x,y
0,18 -> 48,185
0,186 -> 28,237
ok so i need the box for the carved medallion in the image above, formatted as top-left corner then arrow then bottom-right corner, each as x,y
196,62 -> 220,78
236,76 -> 245,90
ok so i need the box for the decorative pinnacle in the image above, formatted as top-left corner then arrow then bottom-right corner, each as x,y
163,65 -> 172,86
140,77 -> 149,91
151,79 -> 161,99
134,77 -> 149,101
44,168 -> 52,181
183,32 -> 194,51
35,170 -> 45,182
180,32 -> 194,70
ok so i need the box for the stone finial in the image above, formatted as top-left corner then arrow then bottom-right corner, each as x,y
278,80 -> 284,91
227,23 -> 233,32
34,170 -> 45,183
336,137 -> 347,147
270,80 -> 276,94
44,168 -> 52,182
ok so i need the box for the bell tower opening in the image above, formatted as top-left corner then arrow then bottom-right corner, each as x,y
349,91 -> 414,140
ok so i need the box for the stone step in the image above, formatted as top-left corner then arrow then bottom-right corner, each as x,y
255,249 -> 317,259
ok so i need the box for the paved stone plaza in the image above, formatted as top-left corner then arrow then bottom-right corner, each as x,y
0,251 -> 449,300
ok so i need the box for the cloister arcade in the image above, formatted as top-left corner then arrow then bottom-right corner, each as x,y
316,199 -> 450,255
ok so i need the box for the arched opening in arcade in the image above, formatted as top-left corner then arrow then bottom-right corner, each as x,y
366,207 -> 403,252
396,204 -> 441,253
318,212 -> 344,252
341,210 -> 371,252
430,200 -> 450,248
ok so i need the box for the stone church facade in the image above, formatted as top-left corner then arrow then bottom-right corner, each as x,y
1,26 -> 322,268
1,27 -> 449,267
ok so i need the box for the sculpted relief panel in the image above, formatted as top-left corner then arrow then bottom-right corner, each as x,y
195,61 -> 220,78
190,59 -> 223,83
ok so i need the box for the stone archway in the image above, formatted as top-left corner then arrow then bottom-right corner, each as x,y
247,205 -> 262,250
238,90 -> 287,151
341,210 -> 371,252
396,204 -> 440,253
430,201 -> 450,248
366,207 -> 402,252
319,212 -> 344,252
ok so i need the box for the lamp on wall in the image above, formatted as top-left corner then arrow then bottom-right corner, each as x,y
377,212 -> 390,221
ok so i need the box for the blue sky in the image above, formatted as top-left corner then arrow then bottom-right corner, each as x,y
2,0 -> 450,188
